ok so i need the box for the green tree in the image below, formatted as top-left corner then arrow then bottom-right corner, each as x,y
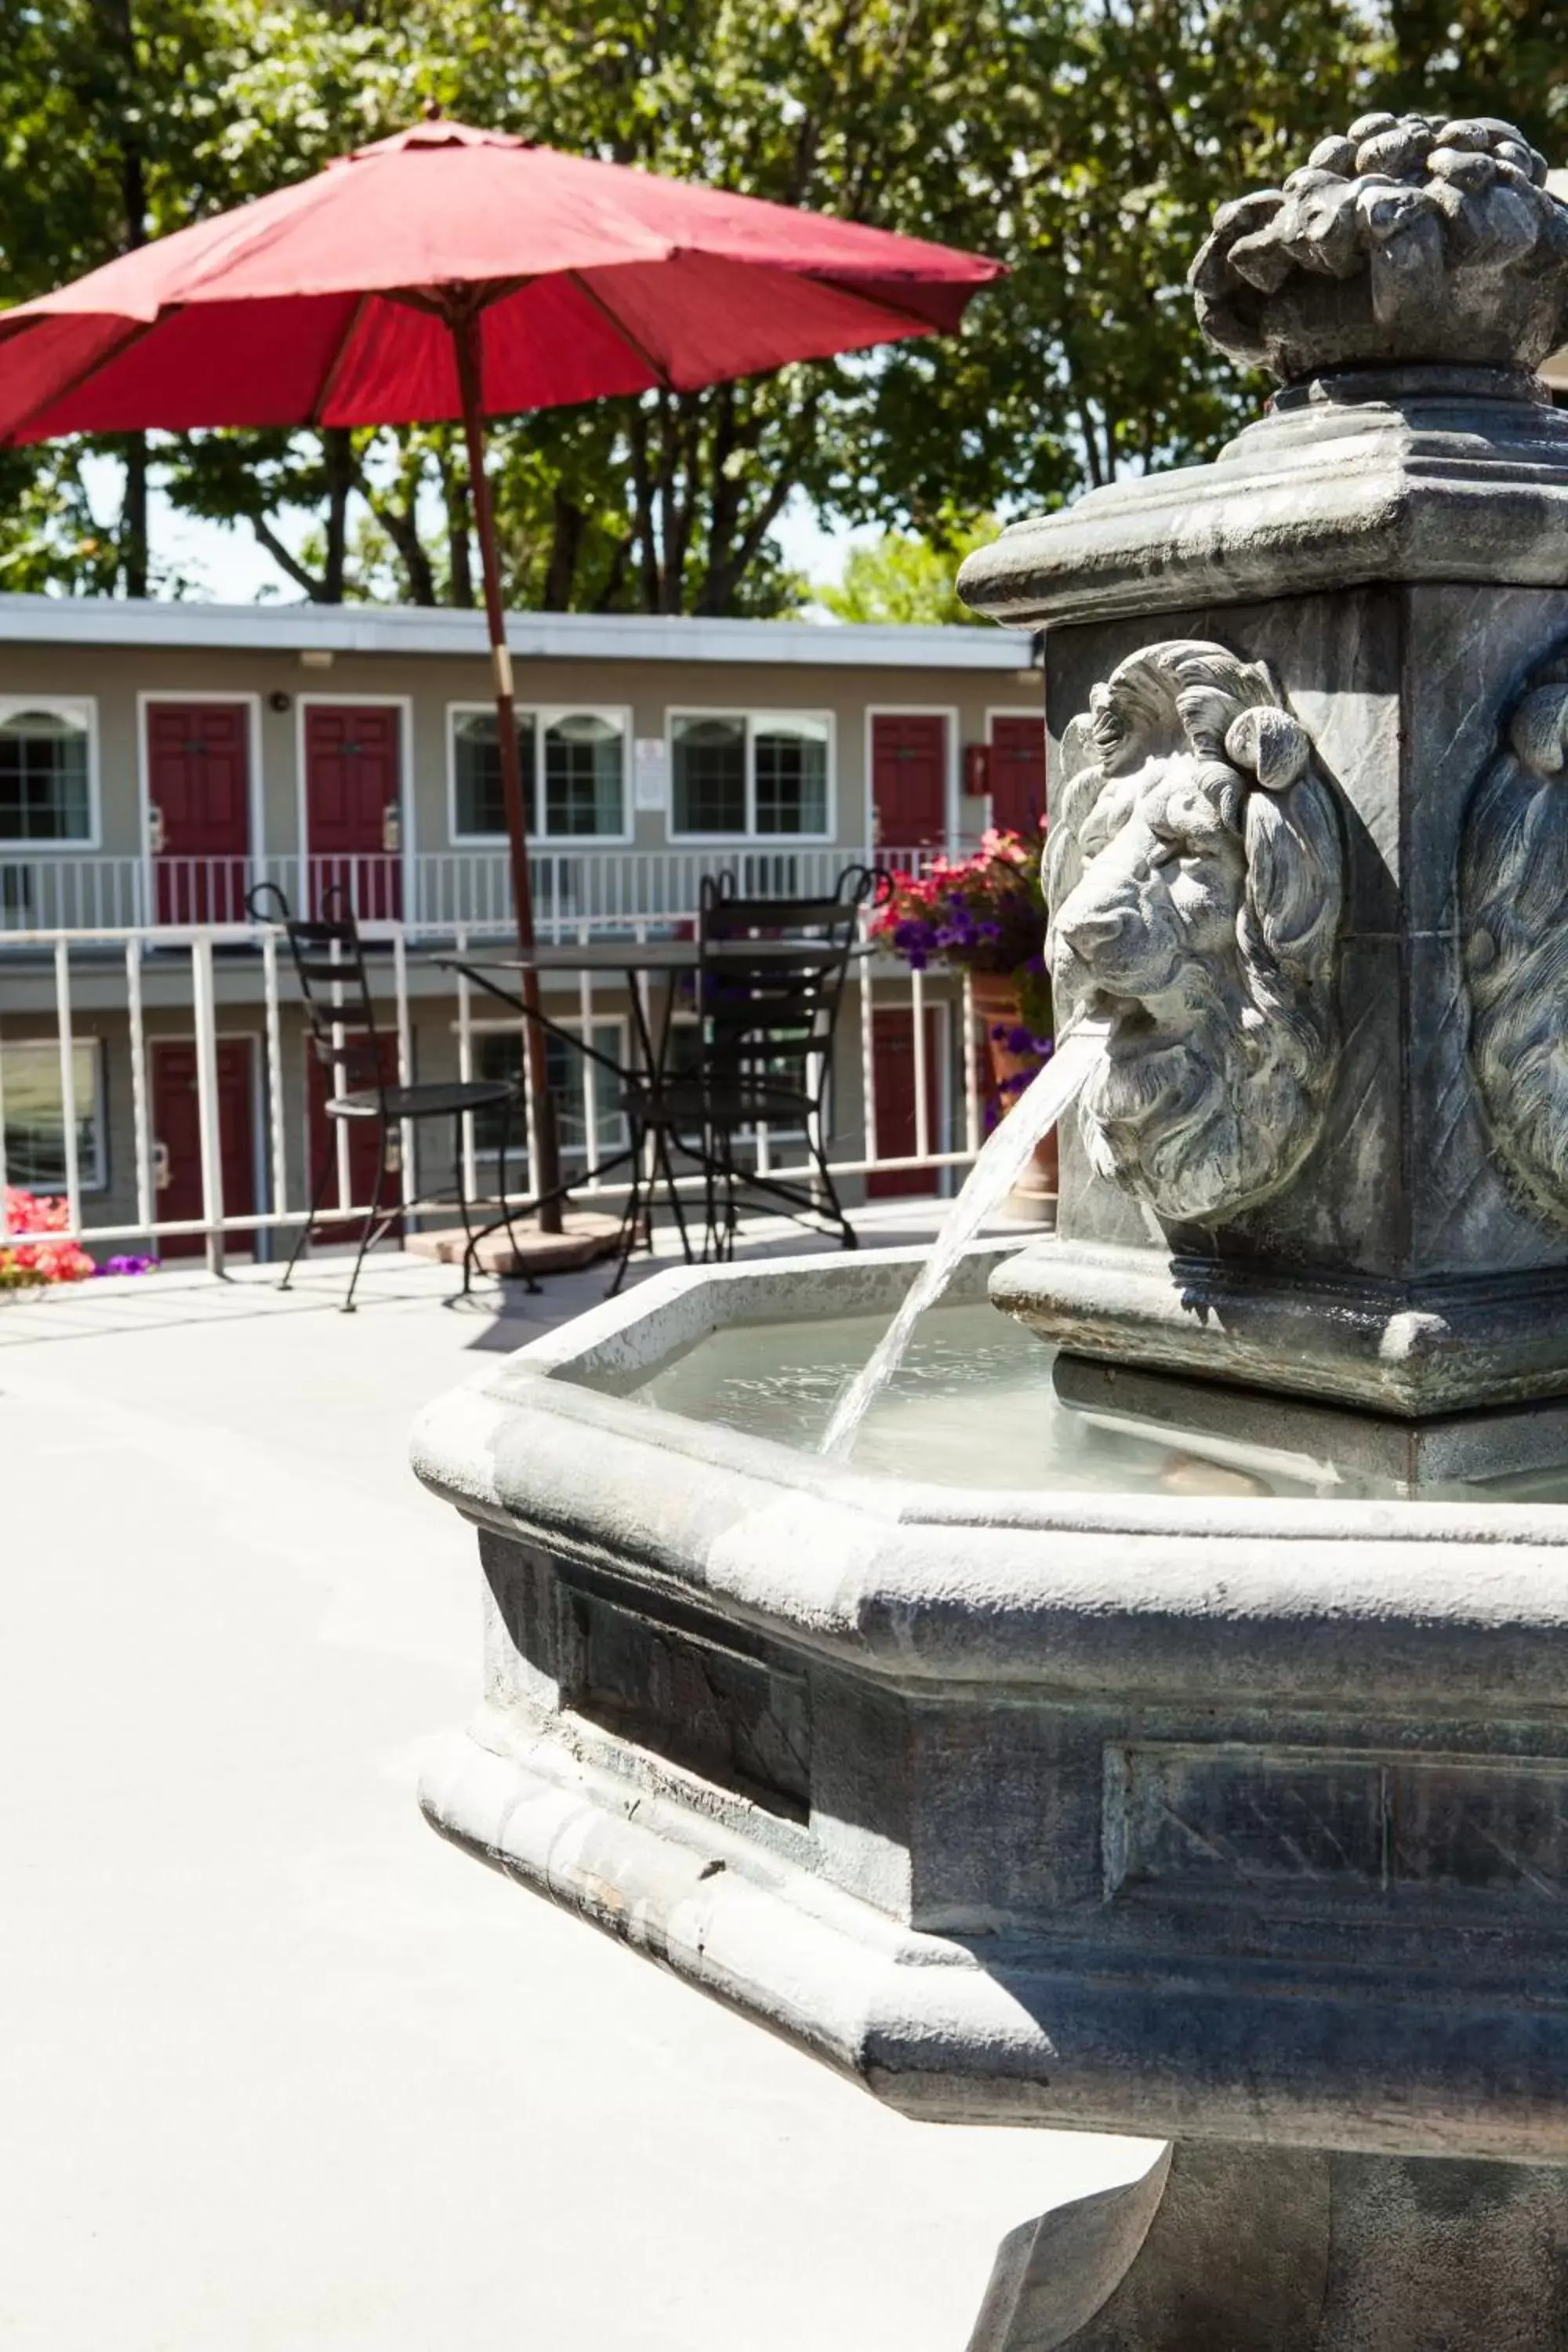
1374,0 -> 1568,153
820,515 -> 996,623
9,0 -> 1563,615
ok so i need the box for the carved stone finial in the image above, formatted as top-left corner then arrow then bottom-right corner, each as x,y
1190,111 -> 1568,383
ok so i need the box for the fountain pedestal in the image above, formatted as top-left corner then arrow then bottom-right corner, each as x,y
971,2144 -> 1568,2351
414,109 -> 1568,2350
963,370 -> 1568,1445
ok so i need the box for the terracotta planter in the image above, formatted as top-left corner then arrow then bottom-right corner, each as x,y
970,974 -> 1058,1225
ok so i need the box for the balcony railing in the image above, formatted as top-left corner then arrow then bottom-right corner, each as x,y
0,909 -> 985,1267
0,844 -> 956,939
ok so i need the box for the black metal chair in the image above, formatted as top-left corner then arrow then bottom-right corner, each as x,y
247,882 -> 524,1312
613,866 -> 877,1286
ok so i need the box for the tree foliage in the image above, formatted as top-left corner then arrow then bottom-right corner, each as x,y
819,514 -> 996,624
1,0 -> 1563,612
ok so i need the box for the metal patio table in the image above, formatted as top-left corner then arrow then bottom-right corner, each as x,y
434,936 -> 869,1283
434,938 -> 757,1279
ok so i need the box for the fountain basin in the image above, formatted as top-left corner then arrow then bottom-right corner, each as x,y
413,1240 -> 1568,2165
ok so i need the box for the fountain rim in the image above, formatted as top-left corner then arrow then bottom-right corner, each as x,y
409,1242 -> 1568,1707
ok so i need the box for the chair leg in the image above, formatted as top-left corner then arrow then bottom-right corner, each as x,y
699,1120 -> 721,1262
282,1132 -> 338,1291
342,1121 -> 388,1313
452,1114 -> 481,1298
607,1123 -> 647,1297
487,1093 -> 541,1297
654,1124 -> 694,1265
814,1145 -> 857,1250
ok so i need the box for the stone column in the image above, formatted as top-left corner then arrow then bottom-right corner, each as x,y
960,111 -> 1568,1466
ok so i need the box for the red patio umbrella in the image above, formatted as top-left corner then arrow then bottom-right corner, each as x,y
0,118 -> 1001,1218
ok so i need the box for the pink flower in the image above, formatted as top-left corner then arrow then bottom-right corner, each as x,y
0,1189 -> 96,1286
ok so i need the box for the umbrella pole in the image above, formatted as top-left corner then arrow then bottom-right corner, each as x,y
452,313 -> 564,1234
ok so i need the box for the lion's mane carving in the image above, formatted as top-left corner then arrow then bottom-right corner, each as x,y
1461,674 -> 1568,1222
1051,640 -> 1345,1226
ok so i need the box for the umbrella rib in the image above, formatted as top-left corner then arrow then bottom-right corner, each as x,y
564,272 -> 677,393
310,291 -> 373,427
811,274 -> 964,332
0,313 -> 160,443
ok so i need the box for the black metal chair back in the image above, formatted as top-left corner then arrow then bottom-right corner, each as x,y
246,880 -> 389,1106
695,866 -> 876,1122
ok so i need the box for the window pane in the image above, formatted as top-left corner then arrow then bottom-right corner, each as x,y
473,1026 -> 624,1162
452,710 -> 534,836
2,1040 -> 103,1190
754,718 -> 828,836
543,714 -> 623,837
0,710 -> 91,842
672,715 -> 746,834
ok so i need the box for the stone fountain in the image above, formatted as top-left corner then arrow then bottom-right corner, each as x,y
415,110 -> 1568,2348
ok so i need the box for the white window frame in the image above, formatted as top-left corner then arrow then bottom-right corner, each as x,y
445,702 -> 634,848
665,706 -> 836,845
459,1014 -> 632,1163
0,695 -> 102,851
2,1033 -> 108,1192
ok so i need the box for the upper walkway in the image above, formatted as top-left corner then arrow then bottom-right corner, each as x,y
1,1209 -> 1152,2352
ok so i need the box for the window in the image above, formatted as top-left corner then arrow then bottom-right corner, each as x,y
543,714 -> 623,837
671,717 -> 746,833
2,1038 -> 106,1191
452,710 -> 535,838
450,707 -> 626,840
0,702 -> 94,843
670,713 -> 830,838
469,1022 -> 628,1166
754,718 -> 828,835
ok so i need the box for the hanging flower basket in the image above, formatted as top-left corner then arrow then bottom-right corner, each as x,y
871,826 -> 1057,1223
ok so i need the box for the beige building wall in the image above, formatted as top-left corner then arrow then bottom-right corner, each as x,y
0,639 -> 1040,862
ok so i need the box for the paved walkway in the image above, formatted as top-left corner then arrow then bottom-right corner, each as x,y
1,1213 -> 1155,2351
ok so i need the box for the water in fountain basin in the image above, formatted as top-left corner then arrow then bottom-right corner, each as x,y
818,1020 -> 1107,1460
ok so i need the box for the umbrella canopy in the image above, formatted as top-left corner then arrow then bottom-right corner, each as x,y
0,119 -> 1000,440
0,118 -> 1000,1225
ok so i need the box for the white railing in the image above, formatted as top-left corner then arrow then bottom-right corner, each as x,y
0,843 -> 955,941
0,913 -> 983,1269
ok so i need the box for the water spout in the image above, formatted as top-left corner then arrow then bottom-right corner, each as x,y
820,1019 -> 1107,1459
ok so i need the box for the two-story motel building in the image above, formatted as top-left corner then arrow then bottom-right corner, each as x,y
0,594 -> 1043,1256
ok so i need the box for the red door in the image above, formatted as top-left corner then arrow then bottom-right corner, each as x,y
147,701 -> 251,924
304,706 -> 402,920
989,713 -> 1047,838
872,714 -> 947,853
867,1007 -> 946,1199
151,1038 -> 256,1258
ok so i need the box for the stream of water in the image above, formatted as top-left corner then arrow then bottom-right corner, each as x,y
818,1020 -> 1107,1460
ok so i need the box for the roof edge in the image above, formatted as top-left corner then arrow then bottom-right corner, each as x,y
0,592 -> 1035,670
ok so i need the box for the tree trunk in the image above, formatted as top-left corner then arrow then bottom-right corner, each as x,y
437,441 -> 475,606
121,436 -> 149,599
543,490 -> 586,610
322,427 -> 351,604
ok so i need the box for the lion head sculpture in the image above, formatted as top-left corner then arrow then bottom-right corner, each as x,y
1050,640 -> 1345,1226
1461,675 -> 1568,1224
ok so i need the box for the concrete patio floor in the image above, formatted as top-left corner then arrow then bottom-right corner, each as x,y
1,1207 -> 1156,2352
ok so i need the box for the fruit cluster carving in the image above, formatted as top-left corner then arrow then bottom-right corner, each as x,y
1190,111 -> 1568,382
